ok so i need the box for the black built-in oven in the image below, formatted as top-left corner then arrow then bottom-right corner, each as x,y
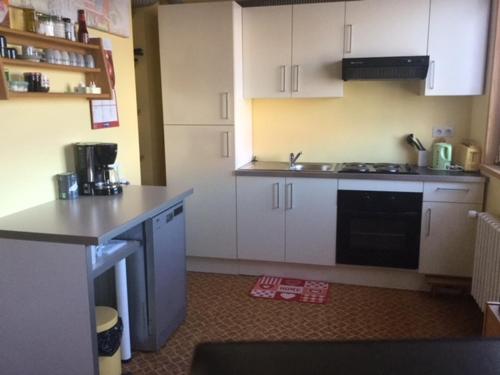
336,190 -> 422,269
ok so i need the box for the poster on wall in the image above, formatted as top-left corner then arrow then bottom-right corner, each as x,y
9,0 -> 130,37
91,39 -> 119,130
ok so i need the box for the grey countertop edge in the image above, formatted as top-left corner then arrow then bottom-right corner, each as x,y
234,167 -> 486,183
0,188 -> 194,246
94,188 -> 193,245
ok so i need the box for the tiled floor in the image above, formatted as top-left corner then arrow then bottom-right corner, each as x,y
123,272 -> 482,375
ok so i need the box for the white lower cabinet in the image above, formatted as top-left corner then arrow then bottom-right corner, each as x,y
236,176 -> 337,265
164,125 -> 237,259
237,177 -> 286,262
285,178 -> 337,265
419,202 -> 481,277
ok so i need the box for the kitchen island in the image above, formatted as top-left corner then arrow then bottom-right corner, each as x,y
0,185 -> 193,375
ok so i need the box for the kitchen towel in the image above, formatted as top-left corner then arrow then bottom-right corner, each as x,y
250,276 -> 330,305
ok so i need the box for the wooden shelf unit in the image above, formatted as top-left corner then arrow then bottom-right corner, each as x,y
0,26 -> 99,53
0,27 -> 113,100
0,58 -> 101,73
8,92 -> 112,99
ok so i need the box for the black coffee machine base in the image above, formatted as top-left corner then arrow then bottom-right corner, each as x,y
95,185 -> 123,196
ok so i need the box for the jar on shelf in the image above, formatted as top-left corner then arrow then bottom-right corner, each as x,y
36,12 -> 46,35
40,74 -> 50,93
53,16 -> 65,39
38,14 -> 54,37
23,7 -> 37,33
63,18 -> 74,40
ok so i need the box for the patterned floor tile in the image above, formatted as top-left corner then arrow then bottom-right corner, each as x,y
123,272 -> 482,375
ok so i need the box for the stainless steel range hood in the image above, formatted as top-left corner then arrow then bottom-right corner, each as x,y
342,56 -> 430,81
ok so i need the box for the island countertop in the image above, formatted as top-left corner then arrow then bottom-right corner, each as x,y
0,185 -> 193,245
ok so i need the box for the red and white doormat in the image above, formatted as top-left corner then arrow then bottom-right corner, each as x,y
250,276 -> 330,305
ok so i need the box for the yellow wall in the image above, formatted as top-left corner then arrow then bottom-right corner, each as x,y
485,177 -> 500,215
253,81 -> 473,163
0,27 -> 140,218
132,4 -> 166,186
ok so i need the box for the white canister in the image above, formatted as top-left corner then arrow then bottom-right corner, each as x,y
417,150 -> 428,167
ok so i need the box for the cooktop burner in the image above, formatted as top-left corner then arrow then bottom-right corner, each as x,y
337,163 -> 416,174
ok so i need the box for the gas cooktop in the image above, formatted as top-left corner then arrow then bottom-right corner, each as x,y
337,163 -> 417,174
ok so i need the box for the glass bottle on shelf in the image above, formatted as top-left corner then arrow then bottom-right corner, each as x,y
77,9 -> 89,44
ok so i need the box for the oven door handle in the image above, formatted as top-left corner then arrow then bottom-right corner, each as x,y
339,210 -> 420,218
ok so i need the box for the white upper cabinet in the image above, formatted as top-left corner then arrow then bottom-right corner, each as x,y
159,3 -> 234,125
291,3 -> 345,98
243,3 -> 344,99
344,0 -> 430,58
424,0 -> 490,96
243,6 -> 293,99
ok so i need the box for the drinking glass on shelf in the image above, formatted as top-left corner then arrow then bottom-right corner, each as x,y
76,54 -> 85,67
53,49 -> 62,65
84,54 -> 95,69
68,51 -> 77,66
60,50 -> 70,65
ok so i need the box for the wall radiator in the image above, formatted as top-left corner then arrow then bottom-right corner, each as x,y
471,212 -> 500,312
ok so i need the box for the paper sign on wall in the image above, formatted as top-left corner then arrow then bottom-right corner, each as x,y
90,39 -> 119,130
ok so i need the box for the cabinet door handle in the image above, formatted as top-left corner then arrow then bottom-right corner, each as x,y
221,131 -> 230,158
436,187 -> 470,193
344,24 -> 352,54
286,183 -> 293,210
428,60 -> 435,90
426,208 -> 432,237
272,183 -> 280,209
221,92 -> 229,119
280,65 -> 286,92
292,65 -> 299,92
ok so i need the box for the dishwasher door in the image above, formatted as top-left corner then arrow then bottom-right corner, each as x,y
127,201 -> 187,352
148,202 -> 187,349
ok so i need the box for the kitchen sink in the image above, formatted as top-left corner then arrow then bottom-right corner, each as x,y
289,163 -> 334,171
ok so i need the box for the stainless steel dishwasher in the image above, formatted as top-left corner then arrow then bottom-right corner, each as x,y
127,201 -> 186,351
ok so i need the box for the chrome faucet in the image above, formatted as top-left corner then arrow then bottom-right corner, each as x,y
289,151 -> 302,168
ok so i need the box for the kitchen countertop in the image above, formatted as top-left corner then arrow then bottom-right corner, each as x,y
0,185 -> 193,245
235,161 -> 486,183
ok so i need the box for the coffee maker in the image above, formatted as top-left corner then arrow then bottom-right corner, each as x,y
75,142 -> 123,196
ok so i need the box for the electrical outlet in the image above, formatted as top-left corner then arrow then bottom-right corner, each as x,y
443,127 -> 454,137
432,128 -> 444,137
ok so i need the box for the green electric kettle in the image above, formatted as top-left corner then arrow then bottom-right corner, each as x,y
431,143 -> 452,170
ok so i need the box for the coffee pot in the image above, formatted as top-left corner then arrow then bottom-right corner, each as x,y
75,142 -> 123,195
